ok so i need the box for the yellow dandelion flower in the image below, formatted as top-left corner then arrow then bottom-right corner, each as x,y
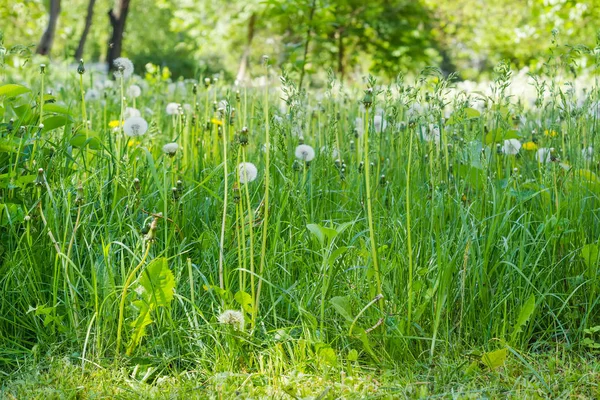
544,129 -> 558,137
109,120 -> 123,129
211,118 -> 224,126
522,141 -> 538,151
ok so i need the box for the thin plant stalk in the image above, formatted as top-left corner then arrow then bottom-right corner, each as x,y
363,107 -> 384,310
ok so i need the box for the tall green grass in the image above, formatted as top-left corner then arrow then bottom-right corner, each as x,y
0,54 -> 599,382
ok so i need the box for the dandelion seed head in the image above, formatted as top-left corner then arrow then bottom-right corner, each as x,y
238,162 -> 258,184
582,146 -> 593,161
217,310 -> 244,331
502,139 -> 521,155
113,57 -> 134,79
162,142 -> 179,156
419,124 -> 440,144
124,107 -> 141,118
84,89 -> 100,102
373,114 -> 387,133
127,84 -> 142,98
295,144 -> 315,162
123,116 -> 148,137
355,117 -> 364,137
536,147 -> 552,163
166,102 -> 180,115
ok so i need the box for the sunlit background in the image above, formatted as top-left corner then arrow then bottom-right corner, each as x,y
3,0 -> 600,82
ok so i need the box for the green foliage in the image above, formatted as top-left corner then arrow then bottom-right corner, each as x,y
4,0 -> 600,80
128,257 -> 175,355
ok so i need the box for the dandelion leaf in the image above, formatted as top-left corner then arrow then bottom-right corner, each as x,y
484,128 -> 519,145
510,294 -> 536,343
139,257 -> 175,307
317,347 -> 338,367
0,83 -> 30,98
329,296 -> 353,322
581,244 -> 599,269
481,348 -> 508,370
127,300 -> 153,355
307,223 -> 325,246
234,291 -> 253,314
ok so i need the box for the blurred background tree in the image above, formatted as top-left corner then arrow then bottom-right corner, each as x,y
2,0 -> 599,82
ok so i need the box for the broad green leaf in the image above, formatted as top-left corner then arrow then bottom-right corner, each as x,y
127,300 -> 153,355
43,103 -> 72,115
446,107 -> 481,125
139,257 -> 175,307
484,129 -> 519,145
307,223 -> 325,246
328,246 -> 349,266
11,104 -> 34,124
330,296 -> 353,322
481,348 -> 508,369
42,115 -> 72,132
69,134 -> 87,147
317,347 -> 337,367
0,138 -> 21,153
581,244 -> 599,269
0,84 -> 31,98
321,226 -> 338,242
510,294 -> 536,343
347,349 -> 358,362
0,203 -> 25,226
465,107 -> 481,118
464,360 -> 480,376
234,291 -> 253,314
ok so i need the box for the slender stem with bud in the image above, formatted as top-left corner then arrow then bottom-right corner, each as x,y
363,105 -> 384,311
218,115 -> 229,292
256,59 -> 270,327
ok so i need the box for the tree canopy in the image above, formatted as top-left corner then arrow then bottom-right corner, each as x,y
2,0 -> 600,81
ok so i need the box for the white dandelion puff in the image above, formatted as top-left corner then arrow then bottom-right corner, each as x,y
355,117 -> 364,137
113,57 -> 134,79
292,125 -> 303,138
502,139 -> 521,155
84,89 -> 100,102
166,102 -> 180,115
127,84 -> 142,98
582,146 -> 593,161
218,100 -> 229,110
217,310 -> 244,331
238,162 -> 258,184
295,144 -> 315,162
162,142 -> 179,156
320,146 -> 340,159
124,107 -> 141,118
419,124 -> 440,144
373,114 -> 387,133
536,147 -> 552,163
123,116 -> 148,137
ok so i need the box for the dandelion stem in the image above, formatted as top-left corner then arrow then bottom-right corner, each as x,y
218,117 -> 229,292
363,107 -> 384,312
256,71 -> 270,327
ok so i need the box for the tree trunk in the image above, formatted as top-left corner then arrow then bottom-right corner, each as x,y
236,13 -> 257,84
36,0 -> 61,55
298,0 -> 317,90
107,0 -> 131,73
75,0 -> 97,60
